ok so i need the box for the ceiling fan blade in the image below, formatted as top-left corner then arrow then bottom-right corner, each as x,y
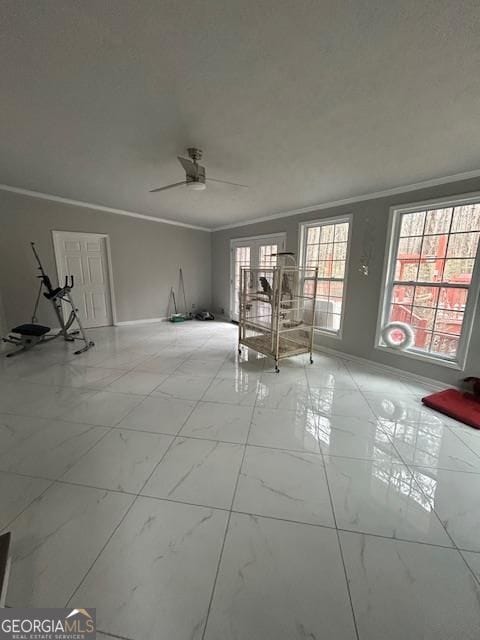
149,181 -> 186,193
208,177 -> 249,188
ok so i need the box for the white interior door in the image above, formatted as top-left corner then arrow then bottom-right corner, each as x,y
230,233 -> 286,321
53,231 -> 113,328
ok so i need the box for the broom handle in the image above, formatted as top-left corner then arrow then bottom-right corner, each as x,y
167,287 -> 177,316
180,268 -> 188,314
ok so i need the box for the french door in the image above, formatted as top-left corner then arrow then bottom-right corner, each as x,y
230,233 -> 286,321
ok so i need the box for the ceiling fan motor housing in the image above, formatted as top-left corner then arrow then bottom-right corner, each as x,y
186,154 -> 206,186
187,147 -> 203,162
149,146 -> 246,192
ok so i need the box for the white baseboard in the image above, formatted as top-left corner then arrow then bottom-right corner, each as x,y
114,317 -> 167,326
312,343 -> 448,391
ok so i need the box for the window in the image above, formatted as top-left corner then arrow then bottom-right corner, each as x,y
378,198 -> 480,367
300,216 -> 352,336
259,244 -> 278,268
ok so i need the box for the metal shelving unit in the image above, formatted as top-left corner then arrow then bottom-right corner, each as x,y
238,265 -> 318,371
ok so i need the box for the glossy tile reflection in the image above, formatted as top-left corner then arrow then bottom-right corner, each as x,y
203,377 -> 259,406
2,320 -> 480,638
256,379 -> 310,411
412,466 -> 480,551
248,407 -> 321,452
309,387 -> 375,419
381,418 -> 480,472
204,514 -> 356,640
317,414 -> 399,461
180,401 -> 253,443
325,455 -> 451,545
341,531 -> 480,640
143,437 -> 244,508
7,483 -> 133,607
234,446 -> 334,525
73,498 -> 228,640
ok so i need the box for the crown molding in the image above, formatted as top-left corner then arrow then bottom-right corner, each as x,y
212,168 -> 480,231
0,184 -> 211,232
3,167 -> 480,234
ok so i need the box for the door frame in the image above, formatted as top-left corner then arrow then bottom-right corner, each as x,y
51,230 -> 117,326
229,232 -> 286,320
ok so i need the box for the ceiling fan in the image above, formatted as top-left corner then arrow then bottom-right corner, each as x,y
149,148 -> 248,193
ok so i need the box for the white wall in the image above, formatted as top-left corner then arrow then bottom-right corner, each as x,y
0,286 -> 6,349
0,190 -> 212,328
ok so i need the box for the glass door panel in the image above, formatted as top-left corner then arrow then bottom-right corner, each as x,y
230,235 -> 286,321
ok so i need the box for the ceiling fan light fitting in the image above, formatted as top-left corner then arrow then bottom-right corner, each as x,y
187,181 -> 206,191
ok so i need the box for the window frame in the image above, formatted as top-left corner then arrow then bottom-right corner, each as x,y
375,193 -> 480,370
298,214 -> 353,339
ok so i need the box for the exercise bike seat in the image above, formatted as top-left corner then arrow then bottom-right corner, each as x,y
11,324 -> 50,337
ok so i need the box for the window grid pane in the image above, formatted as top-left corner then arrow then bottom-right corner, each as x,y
234,247 -> 250,316
386,202 -> 480,359
258,244 -> 278,269
303,221 -> 350,333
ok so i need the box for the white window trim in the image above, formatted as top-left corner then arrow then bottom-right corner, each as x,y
298,214 -> 353,340
375,192 -> 480,370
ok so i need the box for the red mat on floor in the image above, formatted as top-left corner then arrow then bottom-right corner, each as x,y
422,388 -> 480,429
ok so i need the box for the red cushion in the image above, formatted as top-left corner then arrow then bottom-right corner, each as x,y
422,388 -> 480,430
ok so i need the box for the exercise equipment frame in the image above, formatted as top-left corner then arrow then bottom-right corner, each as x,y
2,242 -> 95,358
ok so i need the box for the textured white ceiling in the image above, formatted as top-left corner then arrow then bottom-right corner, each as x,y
1,1 -> 479,228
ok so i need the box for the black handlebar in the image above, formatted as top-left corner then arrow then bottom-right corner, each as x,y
31,242 -> 75,299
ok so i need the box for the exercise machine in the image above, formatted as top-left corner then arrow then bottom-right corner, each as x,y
0,532 -> 11,607
2,242 -> 95,358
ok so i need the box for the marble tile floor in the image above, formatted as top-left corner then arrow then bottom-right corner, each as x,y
1,320 -> 480,639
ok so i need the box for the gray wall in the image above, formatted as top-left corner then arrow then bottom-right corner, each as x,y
0,190 -> 211,328
0,287 -> 6,347
212,177 -> 480,386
